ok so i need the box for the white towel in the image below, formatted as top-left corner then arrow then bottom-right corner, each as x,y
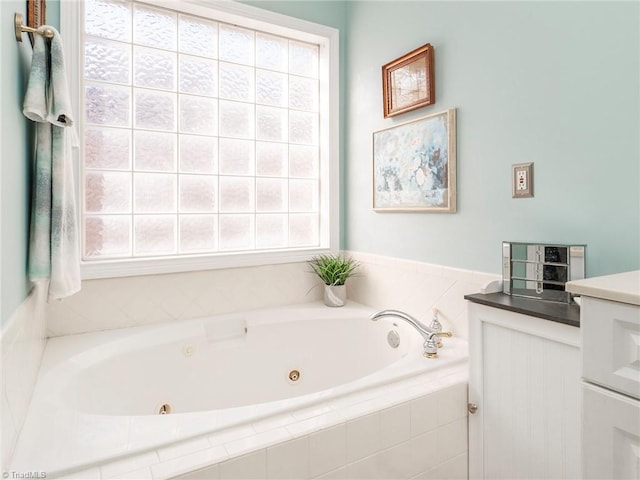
23,26 -> 81,301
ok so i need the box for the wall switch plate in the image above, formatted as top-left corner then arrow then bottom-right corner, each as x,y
512,162 -> 534,198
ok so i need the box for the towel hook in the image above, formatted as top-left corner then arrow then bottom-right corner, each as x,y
14,12 -> 54,42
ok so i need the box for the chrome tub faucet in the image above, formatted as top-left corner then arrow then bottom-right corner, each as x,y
370,309 -> 452,358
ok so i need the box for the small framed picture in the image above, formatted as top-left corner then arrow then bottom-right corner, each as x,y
382,43 -> 435,118
512,163 -> 534,198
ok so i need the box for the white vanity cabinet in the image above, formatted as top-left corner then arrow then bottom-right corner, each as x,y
567,271 -> 640,480
466,296 -> 582,479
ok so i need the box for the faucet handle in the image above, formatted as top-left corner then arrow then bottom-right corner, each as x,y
434,331 -> 452,348
423,337 -> 439,359
430,309 -> 443,347
429,308 -> 443,332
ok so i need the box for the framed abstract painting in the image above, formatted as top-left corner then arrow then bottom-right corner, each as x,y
373,108 -> 456,212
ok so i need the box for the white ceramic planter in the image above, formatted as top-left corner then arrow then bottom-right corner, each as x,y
323,284 -> 347,307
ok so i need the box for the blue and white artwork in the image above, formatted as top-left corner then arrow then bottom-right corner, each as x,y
373,109 -> 456,212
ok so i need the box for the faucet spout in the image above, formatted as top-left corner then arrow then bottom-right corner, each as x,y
370,309 -> 436,340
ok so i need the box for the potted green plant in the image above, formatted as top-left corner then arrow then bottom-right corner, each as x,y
309,254 -> 360,307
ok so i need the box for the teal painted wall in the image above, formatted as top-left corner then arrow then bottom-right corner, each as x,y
344,1 -> 640,277
1,0 -> 33,326
1,0 -> 59,326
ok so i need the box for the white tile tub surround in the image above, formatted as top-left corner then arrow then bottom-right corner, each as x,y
13,302 -> 469,476
26,251 -> 491,478
58,368 -> 467,479
0,283 -> 47,472
46,253 -> 500,339
46,262 -> 323,337
179,378 -> 469,480
345,251 -> 501,340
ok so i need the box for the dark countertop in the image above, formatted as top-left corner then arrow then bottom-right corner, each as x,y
464,292 -> 580,327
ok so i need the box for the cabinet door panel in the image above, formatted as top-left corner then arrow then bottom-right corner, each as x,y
469,304 -> 581,479
482,323 -> 580,479
583,382 -> 640,479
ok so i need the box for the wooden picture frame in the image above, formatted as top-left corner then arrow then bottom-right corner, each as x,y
373,108 -> 456,212
27,0 -> 46,45
382,43 -> 435,118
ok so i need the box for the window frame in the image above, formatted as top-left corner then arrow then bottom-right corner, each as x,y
62,0 -> 340,280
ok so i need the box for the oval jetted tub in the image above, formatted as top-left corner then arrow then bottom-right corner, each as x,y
11,302 -> 468,478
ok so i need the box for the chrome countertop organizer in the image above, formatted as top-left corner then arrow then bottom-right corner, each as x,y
502,241 -> 586,303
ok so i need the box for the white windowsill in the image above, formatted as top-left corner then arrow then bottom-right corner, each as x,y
81,247 -> 337,279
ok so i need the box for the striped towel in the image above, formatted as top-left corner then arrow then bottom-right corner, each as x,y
23,26 -> 81,301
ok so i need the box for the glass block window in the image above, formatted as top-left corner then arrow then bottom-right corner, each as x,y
81,0 -> 325,261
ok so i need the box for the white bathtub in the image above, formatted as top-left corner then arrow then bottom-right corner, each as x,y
11,302 -> 468,478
